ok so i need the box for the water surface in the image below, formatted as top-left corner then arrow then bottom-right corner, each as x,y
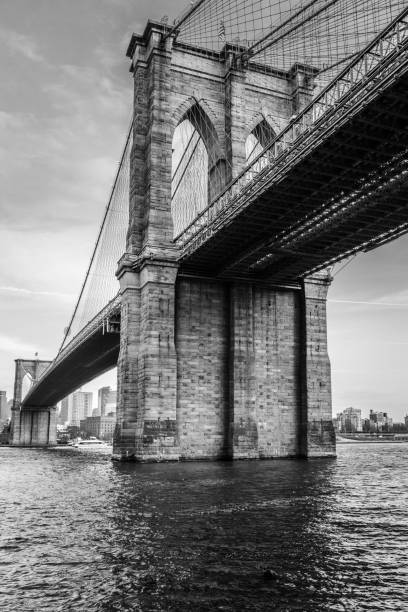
1,444 -> 408,611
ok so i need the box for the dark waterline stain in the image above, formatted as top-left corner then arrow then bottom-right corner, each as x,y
1,444 -> 408,611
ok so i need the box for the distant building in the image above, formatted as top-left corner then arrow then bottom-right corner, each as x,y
67,425 -> 80,439
369,410 -> 392,432
71,391 -> 93,426
0,391 -> 10,422
60,390 -> 93,426
58,397 -> 68,425
336,407 -> 362,433
59,396 -> 71,425
80,415 -> 116,441
98,386 -> 116,417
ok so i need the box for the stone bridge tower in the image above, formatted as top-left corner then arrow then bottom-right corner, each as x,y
114,21 -> 335,461
9,359 -> 57,447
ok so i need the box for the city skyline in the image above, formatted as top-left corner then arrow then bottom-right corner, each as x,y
1,0 -> 408,420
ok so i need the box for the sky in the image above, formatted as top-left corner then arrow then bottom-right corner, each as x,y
1,0 -> 407,420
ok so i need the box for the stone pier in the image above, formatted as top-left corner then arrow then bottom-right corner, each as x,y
112,21 -> 336,461
9,359 -> 57,447
113,273 -> 335,461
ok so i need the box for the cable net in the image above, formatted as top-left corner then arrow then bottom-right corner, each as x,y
172,120 -> 209,236
59,127 -> 132,352
169,0 -> 406,236
59,1 -> 406,347
176,0 -> 406,74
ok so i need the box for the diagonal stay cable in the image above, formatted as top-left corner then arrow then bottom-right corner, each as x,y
246,0 -> 343,60
58,119 -> 133,355
163,0 -> 209,41
172,127 -> 198,185
172,131 -> 201,200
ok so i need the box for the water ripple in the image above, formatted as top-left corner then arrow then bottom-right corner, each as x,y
0,444 -> 407,610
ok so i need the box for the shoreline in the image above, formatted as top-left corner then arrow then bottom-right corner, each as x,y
336,436 -> 408,444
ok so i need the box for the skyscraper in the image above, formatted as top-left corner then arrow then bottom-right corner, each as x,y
98,386 -> 116,417
336,407 -> 362,433
59,396 -> 71,425
60,391 -> 93,426
71,391 -> 93,425
0,391 -> 10,422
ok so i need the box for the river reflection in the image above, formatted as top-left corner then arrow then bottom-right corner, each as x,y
1,445 -> 408,611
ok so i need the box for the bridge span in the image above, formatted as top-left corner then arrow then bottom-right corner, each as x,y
10,1 -> 408,461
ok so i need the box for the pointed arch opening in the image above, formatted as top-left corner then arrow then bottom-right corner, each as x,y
171,118 -> 208,238
171,102 -> 225,238
21,372 -> 33,402
245,118 -> 276,165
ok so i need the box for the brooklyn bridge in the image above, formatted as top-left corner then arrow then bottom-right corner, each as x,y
10,0 -> 408,461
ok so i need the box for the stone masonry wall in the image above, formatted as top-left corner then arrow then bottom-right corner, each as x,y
115,262 -> 179,461
175,278 -> 302,460
176,278 -> 229,460
230,284 -> 301,459
10,407 -> 57,447
300,275 -> 336,457
10,359 -> 56,447
119,24 -> 333,462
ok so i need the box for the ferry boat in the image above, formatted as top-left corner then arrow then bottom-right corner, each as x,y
74,437 -> 108,448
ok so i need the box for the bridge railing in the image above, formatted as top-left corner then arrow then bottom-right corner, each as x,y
23,294 -> 122,399
175,7 -> 408,255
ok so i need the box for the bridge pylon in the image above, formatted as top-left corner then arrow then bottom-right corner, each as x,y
112,20 -> 335,461
9,359 -> 57,447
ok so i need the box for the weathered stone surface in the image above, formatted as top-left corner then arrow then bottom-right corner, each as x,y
114,23 -> 335,461
176,278 -> 229,460
300,273 -> 336,457
114,260 -> 179,461
10,406 -> 57,447
9,359 -> 57,447
230,284 -> 301,459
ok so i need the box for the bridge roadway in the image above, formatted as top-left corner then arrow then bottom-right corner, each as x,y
177,11 -> 408,284
22,298 -> 121,408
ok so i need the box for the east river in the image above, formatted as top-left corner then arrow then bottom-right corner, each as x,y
1,444 -> 408,611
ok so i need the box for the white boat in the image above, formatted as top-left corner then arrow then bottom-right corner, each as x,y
74,437 -> 108,448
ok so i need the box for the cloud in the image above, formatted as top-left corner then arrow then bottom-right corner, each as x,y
0,286 -> 74,301
0,334 -> 38,355
376,288 -> 408,305
94,44 -> 124,72
329,298 -> 408,307
329,287 -> 408,309
44,62 -> 130,118
0,27 -> 44,63
0,110 -> 29,131
0,98 -> 129,233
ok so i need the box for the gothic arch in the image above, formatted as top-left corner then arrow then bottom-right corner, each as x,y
171,97 -> 223,166
246,115 -> 277,148
13,359 -> 52,407
247,110 -> 284,138
245,115 -> 278,166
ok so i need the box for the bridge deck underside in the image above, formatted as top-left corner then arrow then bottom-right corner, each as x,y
22,330 -> 120,408
180,72 -> 408,284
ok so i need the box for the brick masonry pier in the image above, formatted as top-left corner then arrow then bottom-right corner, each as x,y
113,269 -> 335,461
9,359 -> 57,447
112,21 -> 336,461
